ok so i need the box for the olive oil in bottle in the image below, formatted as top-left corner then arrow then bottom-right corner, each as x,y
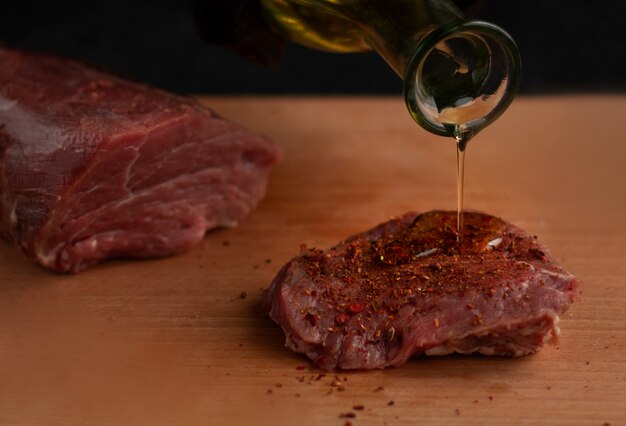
260,0 -> 521,237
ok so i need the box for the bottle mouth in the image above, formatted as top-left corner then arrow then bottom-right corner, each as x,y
404,20 -> 522,139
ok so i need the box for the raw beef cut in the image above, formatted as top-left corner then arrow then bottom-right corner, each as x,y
0,48 -> 281,272
263,211 -> 581,370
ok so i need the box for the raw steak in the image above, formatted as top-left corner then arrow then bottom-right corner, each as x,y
263,211 -> 581,370
0,48 -> 281,272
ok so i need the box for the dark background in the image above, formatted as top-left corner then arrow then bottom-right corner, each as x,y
1,1 -> 624,95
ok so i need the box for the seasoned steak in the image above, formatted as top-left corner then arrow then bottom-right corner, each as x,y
263,211 -> 581,370
0,48 -> 281,272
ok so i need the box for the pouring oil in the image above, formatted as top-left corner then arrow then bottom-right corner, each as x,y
259,0 -> 520,240
454,128 -> 469,240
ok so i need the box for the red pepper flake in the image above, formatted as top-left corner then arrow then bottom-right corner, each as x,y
344,422 -> 352,426
305,313 -> 318,326
275,383 -> 283,388
266,389 -> 273,394
265,258 -> 272,264
387,400 -> 395,406
294,393 -> 301,397
238,291 -> 247,299
222,240 -> 230,246
296,364 -> 306,371
296,376 -> 305,383
347,303 -> 364,313
454,408 -> 461,415
314,373 -> 326,381
339,413 -> 356,418
374,386 -> 385,392
488,395 -> 493,400
473,400 -> 479,403
335,313 -> 350,324
352,405 -> 365,411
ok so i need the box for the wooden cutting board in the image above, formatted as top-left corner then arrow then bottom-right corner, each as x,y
0,96 -> 624,426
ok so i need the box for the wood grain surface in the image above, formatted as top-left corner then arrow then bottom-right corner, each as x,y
1,96 -> 624,426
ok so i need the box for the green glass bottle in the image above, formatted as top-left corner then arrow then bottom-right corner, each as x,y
260,0 -> 522,145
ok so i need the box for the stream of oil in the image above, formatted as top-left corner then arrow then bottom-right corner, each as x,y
454,129 -> 469,241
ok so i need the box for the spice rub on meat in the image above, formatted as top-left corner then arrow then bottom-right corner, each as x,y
263,211 -> 581,371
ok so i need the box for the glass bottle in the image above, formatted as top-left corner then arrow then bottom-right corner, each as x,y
259,0 -> 522,143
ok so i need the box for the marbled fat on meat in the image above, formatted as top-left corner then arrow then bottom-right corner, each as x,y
263,211 -> 581,370
0,48 -> 281,272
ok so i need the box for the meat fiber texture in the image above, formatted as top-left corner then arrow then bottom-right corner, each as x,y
263,211 -> 581,371
0,48 -> 281,273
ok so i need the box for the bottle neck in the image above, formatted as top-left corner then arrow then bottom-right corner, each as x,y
353,1 -> 464,77
403,21 -> 522,139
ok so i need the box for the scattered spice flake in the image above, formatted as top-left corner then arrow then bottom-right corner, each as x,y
488,395 -> 493,401
296,376 -> 305,383
339,413 -> 356,418
275,383 -> 283,388
374,386 -> 385,392
474,400 -> 479,403
344,422 -> 352,426
238,291 -> 247,299
294,393 -> 301,397
222,240 -> 230,246
454,409 -> 461,415
266,389 -> 273,394
585,361 -> 590,365
352,405 -> 365,411
546,386 -> 551,390
335,313 -> 350,324
296,364 -> 306,371
314,373 -> 326,381
337,385 -> 345,392
387,400 -> 395,406
265,258 -> 272,264
347,302 -> 364,313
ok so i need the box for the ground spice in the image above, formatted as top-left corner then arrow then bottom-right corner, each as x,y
352,405 -> 364,411
339,413 -> 356,418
